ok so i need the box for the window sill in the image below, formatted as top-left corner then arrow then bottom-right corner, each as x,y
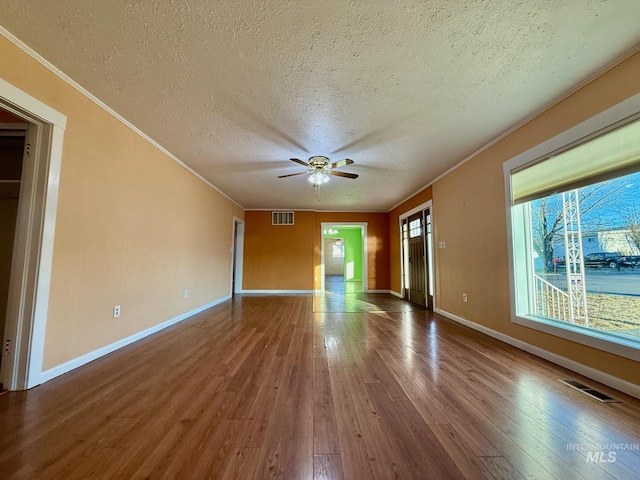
512,314 -> 640,362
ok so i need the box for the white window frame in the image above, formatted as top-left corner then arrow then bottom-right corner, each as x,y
504,92 -> 640,363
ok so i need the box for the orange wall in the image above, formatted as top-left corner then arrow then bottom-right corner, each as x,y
0,37 -> 244,370
243,211 -> 315,290
243,210 -> 389,291
395,52 -> 640,387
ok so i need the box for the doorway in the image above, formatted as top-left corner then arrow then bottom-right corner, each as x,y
401,203 -> 434,309
0,79 -> 66,390
320,223 -> 367,293
231,217 -> 244,295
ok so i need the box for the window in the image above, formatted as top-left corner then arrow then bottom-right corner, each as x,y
332,241 -> 345,258
409,218 -> 421,238
505,112 -> 640,361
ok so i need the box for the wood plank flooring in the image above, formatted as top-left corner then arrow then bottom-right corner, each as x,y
1,293 -> 639,479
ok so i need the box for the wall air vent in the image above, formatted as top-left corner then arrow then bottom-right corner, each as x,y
272,211 -> 294,225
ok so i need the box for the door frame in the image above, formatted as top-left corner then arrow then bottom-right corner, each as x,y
0,78 -> 66,390
319,222 -> 368,292
230,216 -> 244,295
399,200 -> 434,309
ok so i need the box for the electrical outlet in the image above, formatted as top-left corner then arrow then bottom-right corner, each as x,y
462,293 -> 468,303
113,305 -> 121,318
184,289 -> 189,298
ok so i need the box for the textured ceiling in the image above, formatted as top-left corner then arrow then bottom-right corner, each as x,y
2,1 -> 640,211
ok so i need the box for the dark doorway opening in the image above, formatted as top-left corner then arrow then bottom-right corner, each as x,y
0,110 -> 28,386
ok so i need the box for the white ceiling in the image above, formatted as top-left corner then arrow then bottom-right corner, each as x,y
2,1 -> 640,211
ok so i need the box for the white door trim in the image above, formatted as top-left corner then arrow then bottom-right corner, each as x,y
399,200 -> 435,309
0,78 -> 66,390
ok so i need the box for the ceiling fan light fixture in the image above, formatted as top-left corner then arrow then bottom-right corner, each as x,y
309,171 -> 330,186
278,156 -> 356,191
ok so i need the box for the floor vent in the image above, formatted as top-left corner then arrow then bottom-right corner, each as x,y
559,379 -> 621,403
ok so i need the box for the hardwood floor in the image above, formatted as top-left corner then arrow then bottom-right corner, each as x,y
1,293 -> 639,479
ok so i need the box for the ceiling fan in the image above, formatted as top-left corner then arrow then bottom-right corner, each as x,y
277,156 -> 358,187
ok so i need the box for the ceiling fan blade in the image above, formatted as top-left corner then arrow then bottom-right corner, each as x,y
330,158 -> 354,169
290,157 -> 310,167
277,171 -> 309,178
328,170 -> 358,179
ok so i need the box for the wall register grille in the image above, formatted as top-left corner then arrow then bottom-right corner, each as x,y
272,212 -> 294,225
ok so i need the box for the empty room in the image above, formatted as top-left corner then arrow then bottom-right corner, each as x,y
1,2 -> 640,479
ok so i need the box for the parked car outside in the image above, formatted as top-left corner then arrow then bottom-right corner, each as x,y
583,252 -> 622,269
548,252 -> 640,270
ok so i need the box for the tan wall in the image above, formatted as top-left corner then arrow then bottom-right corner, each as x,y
242,210 -> 390,291
0,37 -> 244,370
388,186 -> 433,294
424,52 -> 640,386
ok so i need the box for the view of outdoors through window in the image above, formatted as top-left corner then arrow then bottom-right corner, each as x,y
530,170 -> 640,339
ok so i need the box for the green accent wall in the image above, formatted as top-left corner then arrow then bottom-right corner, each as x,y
325,227 -> 363,281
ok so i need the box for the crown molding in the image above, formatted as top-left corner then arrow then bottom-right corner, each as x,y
388,42 -> 640,213
0,27 -> 245,210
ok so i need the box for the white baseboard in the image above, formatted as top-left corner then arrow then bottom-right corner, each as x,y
390,290 -> 403,298
365,289 -> 391,294
38,296 -> 231,385
240,290 -> 315,294
434,308 -> 640,400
